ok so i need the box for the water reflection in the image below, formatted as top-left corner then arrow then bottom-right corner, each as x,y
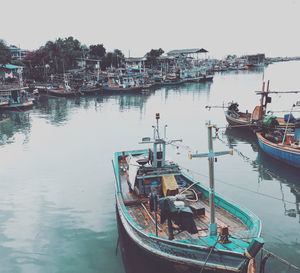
223,127 -> 257,149
36,97 -> 76,126
257,151 -> 300,222
165,81 -> 212,94
101,91 -> 155,112
0,112 -> 31,146
224,127 -> 300,222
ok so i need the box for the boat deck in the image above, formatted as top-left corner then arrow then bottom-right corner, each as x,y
119,169 -> 249,242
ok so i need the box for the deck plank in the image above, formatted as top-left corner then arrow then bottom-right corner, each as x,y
119,160 -> 248,242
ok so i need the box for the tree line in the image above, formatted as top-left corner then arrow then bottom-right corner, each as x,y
0,37 -> 164,81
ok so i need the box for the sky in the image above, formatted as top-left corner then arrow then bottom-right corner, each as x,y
1,0 -> 300,59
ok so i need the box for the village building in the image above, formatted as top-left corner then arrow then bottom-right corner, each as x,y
8,46 -> 31,60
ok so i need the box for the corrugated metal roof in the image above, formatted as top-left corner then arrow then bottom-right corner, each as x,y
167,48 -> 208,56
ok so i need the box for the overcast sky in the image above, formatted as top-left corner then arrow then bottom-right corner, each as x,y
1,0 -> 299,58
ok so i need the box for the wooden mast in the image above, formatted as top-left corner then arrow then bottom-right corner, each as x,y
189,125 -> 233,236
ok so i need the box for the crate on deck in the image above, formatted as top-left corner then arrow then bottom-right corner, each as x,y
162,175 -> 178,197
189,202 -> 205,216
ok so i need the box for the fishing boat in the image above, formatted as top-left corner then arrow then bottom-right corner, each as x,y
102,75 -> 143,93
0,70 -> 33,111
37,76 -> 78,97
256,112 -> 300,169
224,81 -> 295,131
0,86 -> 33,111
78,81 -> 103,95
113,114 -> 264,272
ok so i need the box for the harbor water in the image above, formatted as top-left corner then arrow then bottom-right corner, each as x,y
1,61 -> 300,273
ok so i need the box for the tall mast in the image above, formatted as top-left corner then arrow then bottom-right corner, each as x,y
189,125 -> 233,236
140,114 -> 182,168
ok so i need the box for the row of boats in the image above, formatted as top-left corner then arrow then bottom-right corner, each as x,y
0,70 -> 214,111
224,81 -> 300,169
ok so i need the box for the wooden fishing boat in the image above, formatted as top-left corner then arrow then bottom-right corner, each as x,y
37,77 -> 78,97
78,83 -> 103,95
224,103 -> 290,130
113,114 -> 264,272
102,75 -> 143,93
256,121 -> 300,169
0,70 -> 34,111
0,86 -> 33,111
225,81 -> 295,131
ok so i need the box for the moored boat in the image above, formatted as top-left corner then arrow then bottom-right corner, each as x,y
102,85 -> 142,93
0,70 -> 34,111
37,76 -> 78,97
0,86 -> 34,111
102,75 -> 143,93
256,117 -> 300,168
113,114 -> 264,272
78,81 -> 103,95
225,81 -> 295,131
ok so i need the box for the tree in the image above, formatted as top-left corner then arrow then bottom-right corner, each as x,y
89,44 -> 106,59
23,49 -> 47,81
112,49 -> 124,68
101,49 -> 125,69
0,39 -> 11,65
145,48 -> 164,68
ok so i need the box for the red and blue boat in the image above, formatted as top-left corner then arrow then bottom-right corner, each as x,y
256,131 -> 300,169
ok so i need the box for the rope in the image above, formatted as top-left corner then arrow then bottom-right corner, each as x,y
199,235 -> 220,273
181,167 -> 298,205
261,248 -> 300,272
245,249 -> 257,273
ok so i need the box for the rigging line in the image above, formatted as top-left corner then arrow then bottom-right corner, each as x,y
168,129 -> 297,204
261,248 -> 300,272
199,235 -> 220,273
180,167 -> 297,205
169,142 -> 193,152
216,130 -> 294,185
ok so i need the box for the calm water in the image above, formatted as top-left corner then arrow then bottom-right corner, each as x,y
1,62 -> 300,273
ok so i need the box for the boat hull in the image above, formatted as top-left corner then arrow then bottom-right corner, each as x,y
0,101 -> 33,111
116,192 -> 249,272
46,90 -> 78,97
102,86 -> 142,93
79,87 -> 103,95
257,132 -> 300,168
38,88 -> 79,97
224,111 -> 253,131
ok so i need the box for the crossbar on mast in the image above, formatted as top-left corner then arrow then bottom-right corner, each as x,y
188,125 -> 233,236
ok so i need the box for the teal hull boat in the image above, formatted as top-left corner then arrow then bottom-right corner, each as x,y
113,115 -> 263,272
